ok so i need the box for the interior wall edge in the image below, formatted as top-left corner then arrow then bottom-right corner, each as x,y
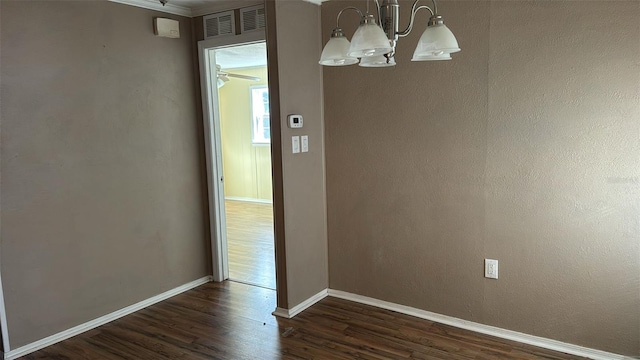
264,0 -> 289,310
316,2 -> 330,296
273,288 -> 328,319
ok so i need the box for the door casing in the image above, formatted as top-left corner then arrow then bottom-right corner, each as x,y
197,31 -> 268,282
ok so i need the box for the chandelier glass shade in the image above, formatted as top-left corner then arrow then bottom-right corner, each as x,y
411,23 -> 460,61
347,15 -> 393,58
319,30 -> 359,66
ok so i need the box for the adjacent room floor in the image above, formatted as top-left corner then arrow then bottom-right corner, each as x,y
21,281 -> 588,360
226,200 -> 276,289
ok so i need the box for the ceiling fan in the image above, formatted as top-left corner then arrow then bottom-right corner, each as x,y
216,65 -> 261,88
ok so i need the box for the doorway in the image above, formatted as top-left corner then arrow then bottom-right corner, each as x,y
216,43 -> 275,290
198,34 -> 276,291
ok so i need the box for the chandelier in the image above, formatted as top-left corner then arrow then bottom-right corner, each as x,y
319,0 -> 460,67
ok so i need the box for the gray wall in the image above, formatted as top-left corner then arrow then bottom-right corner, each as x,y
270,0 -> 329,308
192,0 -> 329,310
1,1 -> 209,349
323,0 -> 639,356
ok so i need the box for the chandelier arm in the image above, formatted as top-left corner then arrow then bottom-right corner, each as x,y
398,4 -> 434,38
336,6 -> 365,28
373,0 -> 382,25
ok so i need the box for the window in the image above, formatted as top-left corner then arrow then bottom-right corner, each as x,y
251,86 -> 270,144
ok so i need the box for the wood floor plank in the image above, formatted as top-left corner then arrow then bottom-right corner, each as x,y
20,281 -> 589,360
225,200 -> 276,289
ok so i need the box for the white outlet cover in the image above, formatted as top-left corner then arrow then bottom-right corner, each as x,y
485,259 -> 498,279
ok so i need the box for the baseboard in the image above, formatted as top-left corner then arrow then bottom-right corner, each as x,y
327,289 -> 630,360
225,196 -> 272,204
4,276 -> 213,360
272,288 -> 328,319
271,307 -> 291,318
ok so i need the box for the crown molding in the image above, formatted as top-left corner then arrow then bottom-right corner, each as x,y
109,0 -> 327,18
108,0 -> 193,17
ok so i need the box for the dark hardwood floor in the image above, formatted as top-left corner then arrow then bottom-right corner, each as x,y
226,200 -> 276,289
21,281 -> 587,360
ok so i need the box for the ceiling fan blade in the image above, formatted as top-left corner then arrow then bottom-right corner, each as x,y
226,73 -> 261,81
216,64 -> 260,82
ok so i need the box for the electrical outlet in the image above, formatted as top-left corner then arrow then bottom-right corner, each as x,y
485,259 -> 498,279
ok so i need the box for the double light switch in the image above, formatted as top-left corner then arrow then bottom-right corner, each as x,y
292,135 -> 309,154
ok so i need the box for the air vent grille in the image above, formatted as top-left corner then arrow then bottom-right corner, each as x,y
240,5 -> 266,33
203,11 -> 235,39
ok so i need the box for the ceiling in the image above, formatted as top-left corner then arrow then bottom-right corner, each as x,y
215,42 -> 267,70
168,0 -> 214,8
109,0 -> 321,17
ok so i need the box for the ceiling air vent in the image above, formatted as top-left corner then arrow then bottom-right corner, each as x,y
203,11 -> 235,39
240,5 -> 266,33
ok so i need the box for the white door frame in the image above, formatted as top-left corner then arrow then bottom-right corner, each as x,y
198,31 -> 267,282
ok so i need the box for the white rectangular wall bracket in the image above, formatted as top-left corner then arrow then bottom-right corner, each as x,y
154,18 -> 180,38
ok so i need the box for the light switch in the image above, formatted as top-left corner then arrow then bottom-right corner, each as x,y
292,136 -> 300,154
301,135 -> 309,153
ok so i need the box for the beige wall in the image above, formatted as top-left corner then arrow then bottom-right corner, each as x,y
323,0 -> 639,356
195,0 -> 329,309
0,1 -> 209,349
270,0 -> 329,307
219,67 -> 273,202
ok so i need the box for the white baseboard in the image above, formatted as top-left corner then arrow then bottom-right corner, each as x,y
272,288 -> 328,319
4,276 -> 213,360
4,282 -> 628,360
328,289 -> 630,360
225,196 -> 272,204
271,307 -> 290,318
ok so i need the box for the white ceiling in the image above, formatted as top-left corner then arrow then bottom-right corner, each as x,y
215,42 -> 267,70
109,0 -> 321,17
168,0 -> 215,8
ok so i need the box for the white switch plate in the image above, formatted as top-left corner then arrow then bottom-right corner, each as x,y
292,136 -> 300,154
301,135 -> 309,153
485,259 -> 498,279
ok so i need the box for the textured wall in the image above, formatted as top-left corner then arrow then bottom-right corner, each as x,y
1,1 -> 209,349
219,67 -> 273,201
323,0 -> 639,356
271,0 -> 329,307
